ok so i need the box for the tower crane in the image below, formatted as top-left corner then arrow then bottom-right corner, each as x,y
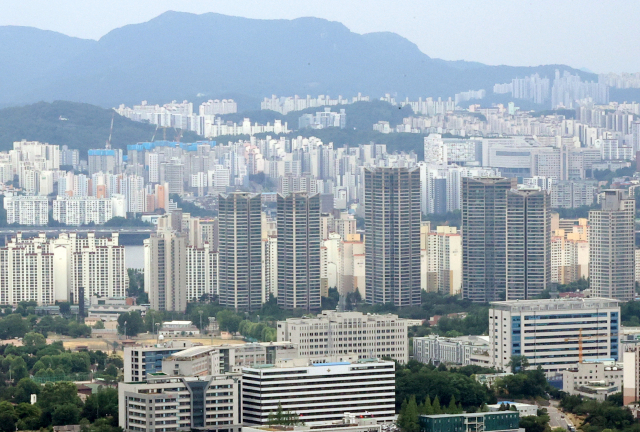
106,113 -> 115,149
564,328 -> 619,363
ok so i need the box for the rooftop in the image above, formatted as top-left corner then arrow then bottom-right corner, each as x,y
490,297 -> 619,312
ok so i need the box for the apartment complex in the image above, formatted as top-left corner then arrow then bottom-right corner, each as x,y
589,190 -> 635,301
118,374 -> 241,432
277,192 -> 321,311
218,192 -> 263,311
277,310 -> 409,363
551,218 -> 589,284
3,195 -> 48,225
364,167 -> 421,307
490,298 -> 620,375
242,359 -> 395,425
0,232 -> 126,305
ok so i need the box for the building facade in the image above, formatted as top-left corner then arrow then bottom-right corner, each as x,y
277,310 -> 409,363
218,192 -> 263,311
589,190 -> 635,301
277,192 -> 321,311
490,298 -> 620,376
462,177 -> 516,302
364,167 -> 421,307
118,374 -> 241,432
242,359 -> 395,425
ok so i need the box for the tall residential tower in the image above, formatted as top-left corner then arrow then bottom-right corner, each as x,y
364,167 -> 421,307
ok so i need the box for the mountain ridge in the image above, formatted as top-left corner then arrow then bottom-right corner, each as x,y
0,11 -> 595,109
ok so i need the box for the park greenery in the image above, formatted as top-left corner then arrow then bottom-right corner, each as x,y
560,394 -> 638,432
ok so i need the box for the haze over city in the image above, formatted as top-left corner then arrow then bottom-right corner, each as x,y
2,3 -> 640,432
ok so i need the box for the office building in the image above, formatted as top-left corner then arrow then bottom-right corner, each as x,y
3,195 -> 48,225
490,298 -> 620,375
364,167 -> 421,307
462,177 -> 516,302
562,360 -> 623,401
118,373 -> 241,432
218,192 -> 263,311
589,190 -> 635,301
242,359 -> 395,425
505,188 -> 551,300
277,192 -> 321,311
277,310 -> 409,363
419,412 -> 520,432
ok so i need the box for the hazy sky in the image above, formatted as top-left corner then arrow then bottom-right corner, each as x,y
2,0 -> 638,73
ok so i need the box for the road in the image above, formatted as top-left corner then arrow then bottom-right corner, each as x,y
546,401 -> 570,430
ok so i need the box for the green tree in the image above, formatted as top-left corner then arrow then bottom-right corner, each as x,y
14,377 -> 41,404
432,396 -> 442,415
0,314 -> 30,339
23,331 -> 46,348
82,388 -> 119,422
507,355 -> 530,373
10,356 -> 28,382
519,415 -> 549,432
117,311 -> 144,337
403,396 -> 420,432
216,310 -> 242,333
15,403 -> 41,430
0,401 -> 17,432
52,403 -> 81,426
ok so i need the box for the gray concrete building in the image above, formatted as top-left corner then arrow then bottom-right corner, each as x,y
461,177 -> 516,302
506,188 -> 551,300
277,192 -> 321,311
218,192 -> 263,311
364,167 -> 421,307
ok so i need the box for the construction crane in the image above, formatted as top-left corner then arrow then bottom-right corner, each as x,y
151,124 -> 160,142
175,128 -> 183,143
106,113 -> 115,149
564,329 -> 619,363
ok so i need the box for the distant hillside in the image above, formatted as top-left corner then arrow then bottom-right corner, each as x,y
0,101 -> 201,155
0,12 -> 594,108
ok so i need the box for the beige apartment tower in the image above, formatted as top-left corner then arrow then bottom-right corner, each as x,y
589,190 -> 635,301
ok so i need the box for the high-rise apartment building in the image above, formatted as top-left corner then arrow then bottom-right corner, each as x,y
218,192 -> 262,311
145,229 -> 188,312
589,190 -> 635,301
505,188 -> 551,300
551,219 -> 589,284
461,177 -> 516,302
185,243 -> 217,303
490,298 -> 620,376
364,167 -> 421,307
3,195 -> 48,225
277,192 -> 321,311
421,225 -> 462,296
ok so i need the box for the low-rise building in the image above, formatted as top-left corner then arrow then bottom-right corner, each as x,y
419,412 -> 520,432
88,297 -> 148,321
118,373 -> 241,432
124,341 -> 201,382
159,320 -> 200,336
243,414 -> 381,432
487,401 -> 537,417
413,335 -> 490,366
562,360 -> 623,401
475,373 -> 513,388
242,358 -> 395,425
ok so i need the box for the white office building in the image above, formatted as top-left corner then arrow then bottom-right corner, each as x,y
118,373 -> 241,432
242,359 -> 395,425
490,298 -> 620,376
277,310 -> 409,363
